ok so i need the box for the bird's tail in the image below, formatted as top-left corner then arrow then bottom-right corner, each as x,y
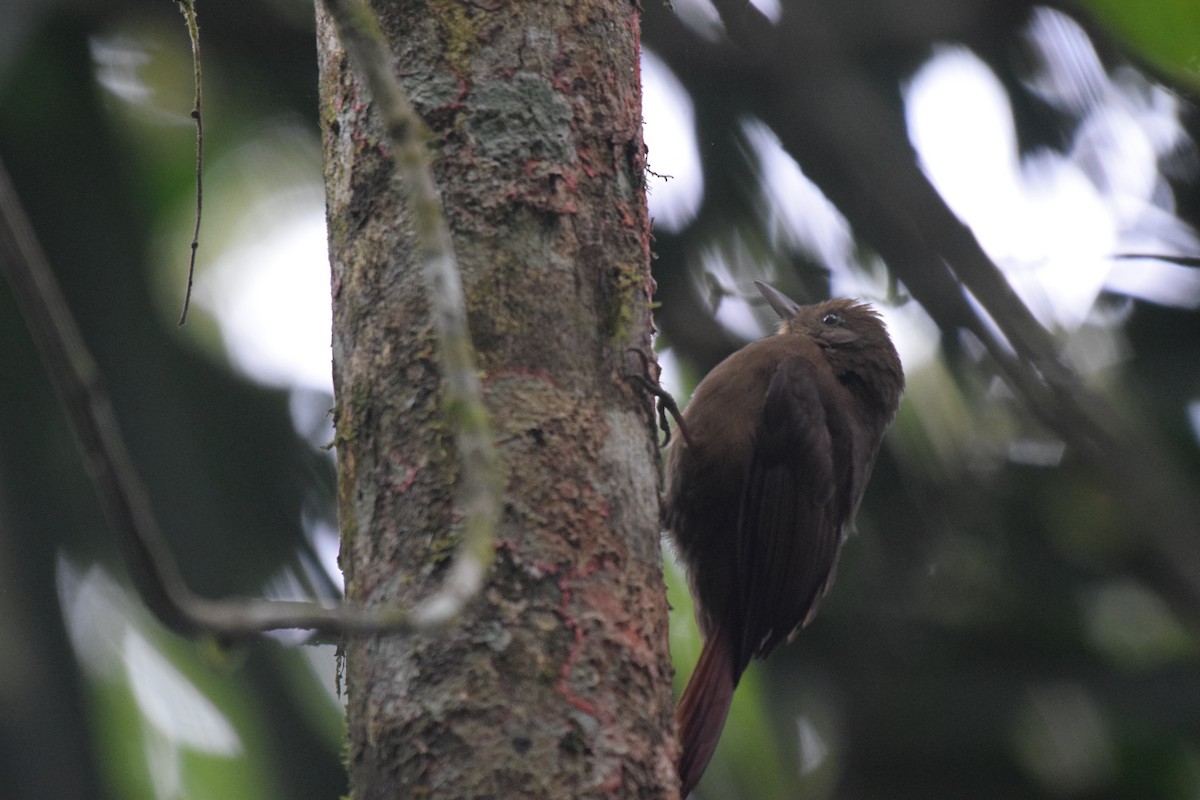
676,624 -> 737,797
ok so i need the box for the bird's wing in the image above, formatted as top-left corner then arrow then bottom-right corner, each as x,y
733,355 -> 848,670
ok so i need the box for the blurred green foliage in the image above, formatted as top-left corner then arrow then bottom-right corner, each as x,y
1081,0 -> 1200,90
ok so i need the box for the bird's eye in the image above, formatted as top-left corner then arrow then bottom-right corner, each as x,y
821,312 -> 841,326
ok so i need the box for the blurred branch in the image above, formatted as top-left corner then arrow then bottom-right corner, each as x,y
0,0 -> 499,638
650,232 -> 745,373
0,154 -> 411,638
1114,254 -> 1200,268
0,156 -> 198,637
660,0 -> 1200,622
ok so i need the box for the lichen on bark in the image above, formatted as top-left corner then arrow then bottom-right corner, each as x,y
316,0 -> 677,796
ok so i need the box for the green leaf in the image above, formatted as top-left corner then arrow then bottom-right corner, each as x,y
1080,0 -> 1200,90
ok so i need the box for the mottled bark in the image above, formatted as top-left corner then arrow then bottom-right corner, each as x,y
316,2 -> 677,797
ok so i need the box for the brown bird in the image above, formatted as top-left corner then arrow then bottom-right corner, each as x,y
666,281 -> 904,796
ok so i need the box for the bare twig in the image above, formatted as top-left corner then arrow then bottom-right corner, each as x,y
175,0 -> 203,327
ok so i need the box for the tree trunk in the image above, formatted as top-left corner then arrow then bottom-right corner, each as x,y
316,2 -> 677,797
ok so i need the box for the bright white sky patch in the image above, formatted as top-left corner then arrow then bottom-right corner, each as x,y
194,199 -> 333,394
741,118 -> 855,276
796,715 -> 829,775
643,49 -> 704,233
905,48 -> 1023,251
749,0 -> 782,24
669,0 -> 723,42
905,47 -> 1109,330
905,41 -> 1200,330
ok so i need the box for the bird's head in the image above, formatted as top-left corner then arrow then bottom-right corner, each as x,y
755,281 -> 889,350
755,281 -> 905,410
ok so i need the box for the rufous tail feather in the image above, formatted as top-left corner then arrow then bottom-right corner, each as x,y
676,625 -> 737,797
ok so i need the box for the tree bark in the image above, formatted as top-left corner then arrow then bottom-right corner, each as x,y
316,2 -> 677,797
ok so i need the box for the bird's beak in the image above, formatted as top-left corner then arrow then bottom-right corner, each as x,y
754,281 -> 801,320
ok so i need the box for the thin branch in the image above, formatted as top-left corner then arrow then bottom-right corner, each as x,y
0,0 -> 500,637
175,0 -> 203,327
1113,253 -> 1200,268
